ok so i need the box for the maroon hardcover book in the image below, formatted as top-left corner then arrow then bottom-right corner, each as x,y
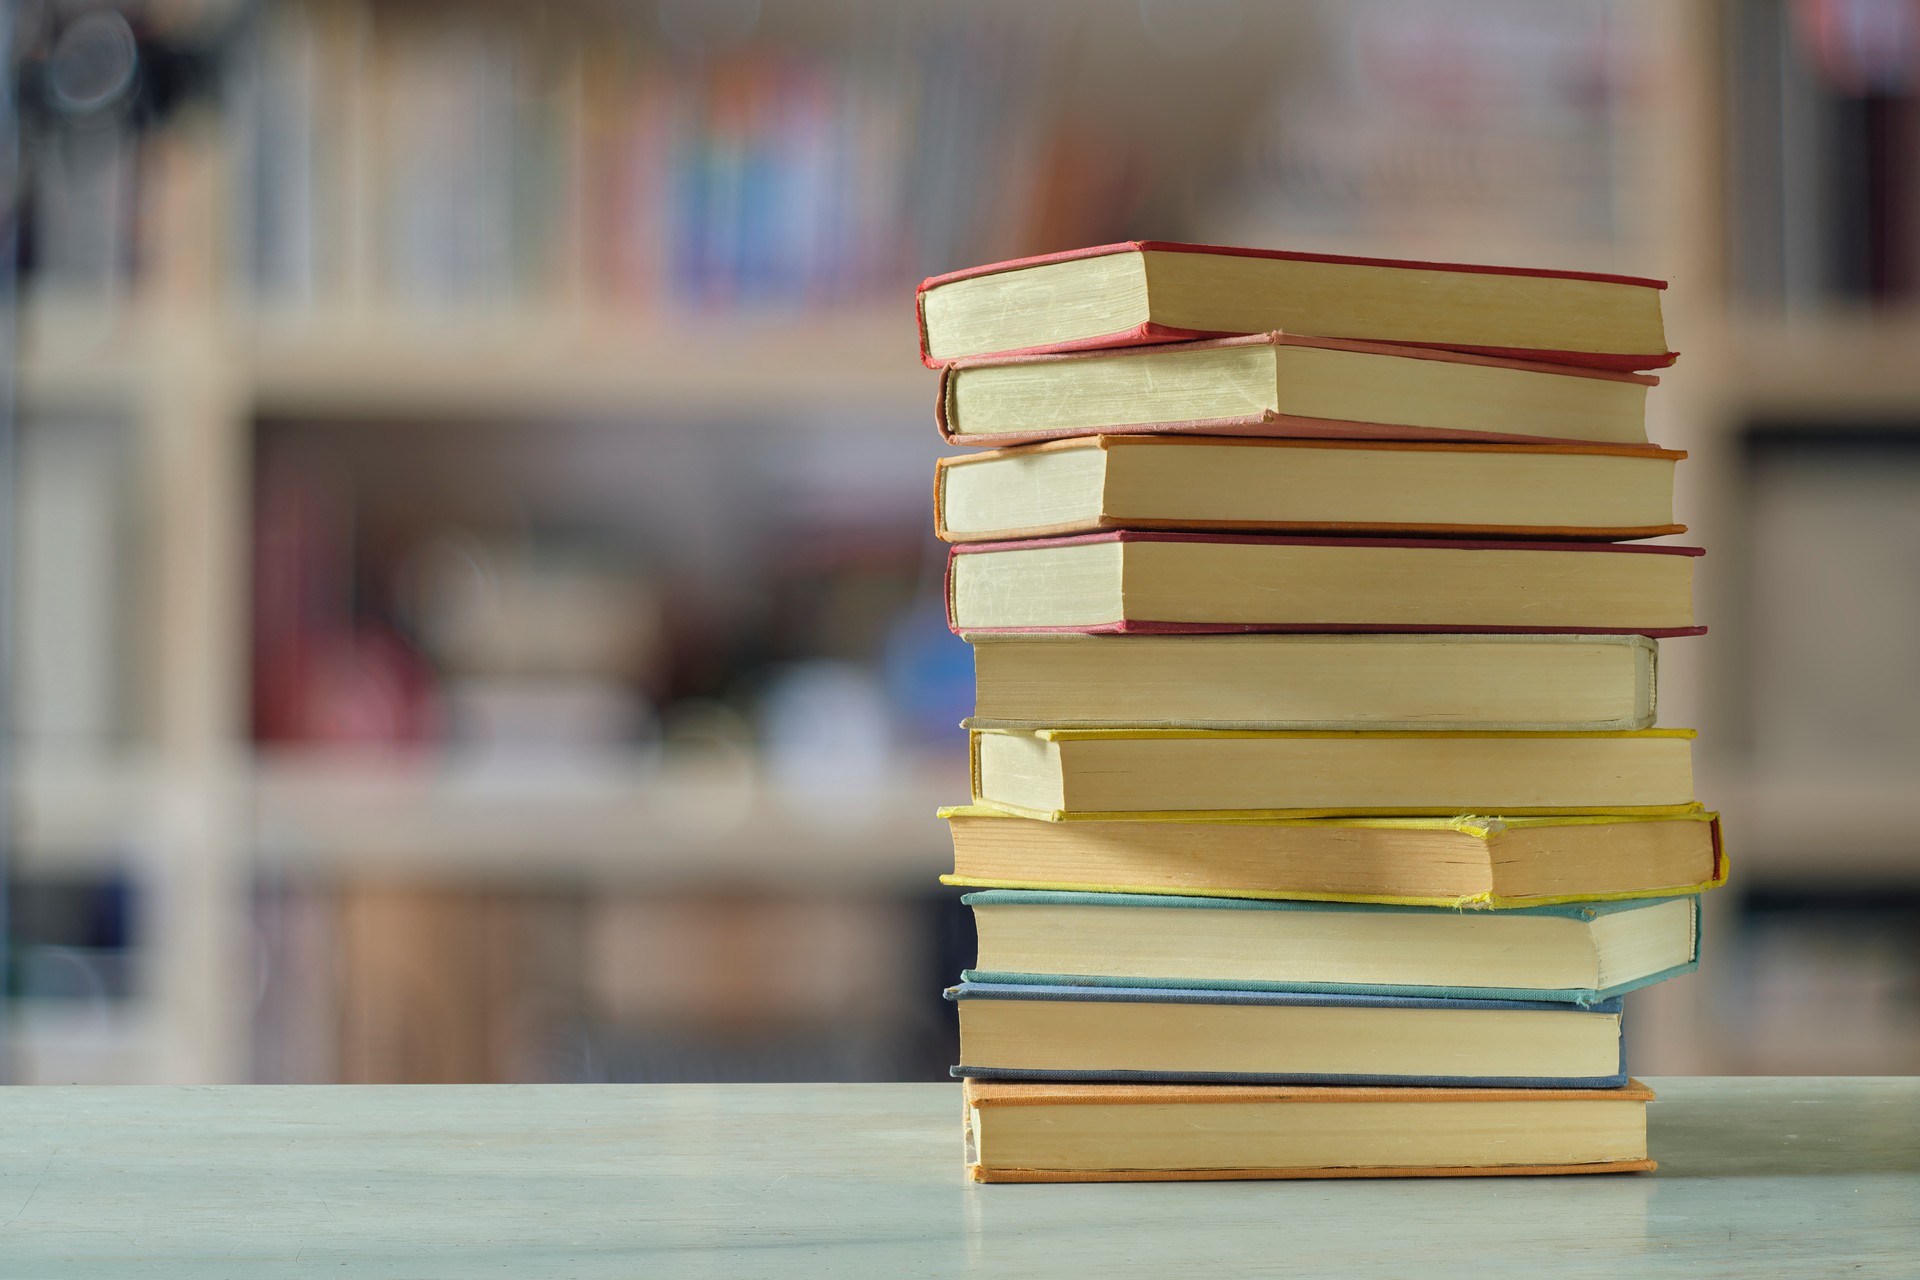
945,531 -> 1706,638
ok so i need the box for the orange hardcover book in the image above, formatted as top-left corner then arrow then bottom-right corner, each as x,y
917,241 -> 1674,370
935,435 -> 1684,543
963,1077 -> 1657,1183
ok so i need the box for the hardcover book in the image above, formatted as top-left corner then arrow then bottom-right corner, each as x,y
946,532 -> 1704,637
964,633 -> 1659,732
961,890 -> 1701,1004
947,981 -> 1629,1087
937,436 -> 1682,543
935,333 -> 1659,448
970,727 -> 1697,819
916,241 -> 1674,370
963,1077 -> 1657,1182
939,805 -> 1726,908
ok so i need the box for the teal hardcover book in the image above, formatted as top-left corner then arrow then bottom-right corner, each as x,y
962,890 -> 1700,1006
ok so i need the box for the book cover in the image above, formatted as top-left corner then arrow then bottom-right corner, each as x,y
947,981 -> 1630,1088
946,530 -> 1708,638
916,240 -> 1677,370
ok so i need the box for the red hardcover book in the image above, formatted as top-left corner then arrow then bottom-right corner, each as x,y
945,531 -> 1706,638
916,241 -> 1675,372
933,436 -> 1686,544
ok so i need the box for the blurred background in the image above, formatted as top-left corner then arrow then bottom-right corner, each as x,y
1,0 -> 1916,1084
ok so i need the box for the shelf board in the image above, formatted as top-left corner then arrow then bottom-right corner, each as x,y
13,748 -> 967,885
20,295 -> 936,418
11,751 -> 165,872
1701,312 -> 1920,417
5,1001 -> 161,1086
250,750 -> 963,887
1703,772 -> 1920,880
16,295 -> 148,409
243,305 -> 931,417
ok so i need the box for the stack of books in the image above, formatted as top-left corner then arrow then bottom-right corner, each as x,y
914,242 -> 1725,1183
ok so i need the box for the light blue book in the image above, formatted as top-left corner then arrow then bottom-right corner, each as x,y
962,890 -> 1700,1006
948,981 -> 1628,1088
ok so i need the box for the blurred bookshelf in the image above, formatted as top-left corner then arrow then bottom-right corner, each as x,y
9,0 -> 1920,1083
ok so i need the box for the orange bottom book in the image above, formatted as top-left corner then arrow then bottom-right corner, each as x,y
963,1078 -> 1656,1183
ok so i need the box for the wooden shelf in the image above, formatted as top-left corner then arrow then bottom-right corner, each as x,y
4,1002 -> 161,1086
12,751 -> 166,873
1704,773 -> 1920,881
16,296 -> 148,409
250,750 -> 962,888
14,748 -> 966,888
242,306 -> 931,417
1694,312 -> 1920,419
19,297 -> 935,419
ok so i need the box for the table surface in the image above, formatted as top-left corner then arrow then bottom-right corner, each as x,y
0,1077 -> 1915,1279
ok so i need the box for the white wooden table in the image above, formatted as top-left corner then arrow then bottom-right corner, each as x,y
0,1078 -> 1914,1277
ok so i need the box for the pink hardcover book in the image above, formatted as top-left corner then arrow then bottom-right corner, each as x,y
945,531 -> 1707,638
916,241 -> 1676,371
933,332 -> 1660,448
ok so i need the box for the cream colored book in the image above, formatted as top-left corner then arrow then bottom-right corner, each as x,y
969,728 -> 1697,819
944,532 -> 1704,637
965,633 -> 1657,731
962,1078 -> 1657,1182
935,335 -> 1657,448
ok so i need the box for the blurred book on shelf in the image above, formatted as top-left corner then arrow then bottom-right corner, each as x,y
1728,888 -> 1920,1073
251,882 -> 956,1084
227,0 -> 1104,317
1745,427 -> 1920,785
13,418 -> 135,746
1210,0 -> 1640,258
245,414 -> 960,763
1727,0 -> 1920,305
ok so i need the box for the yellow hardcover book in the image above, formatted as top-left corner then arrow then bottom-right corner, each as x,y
969,727 -> 1699,820
937,805 -> 1727,909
